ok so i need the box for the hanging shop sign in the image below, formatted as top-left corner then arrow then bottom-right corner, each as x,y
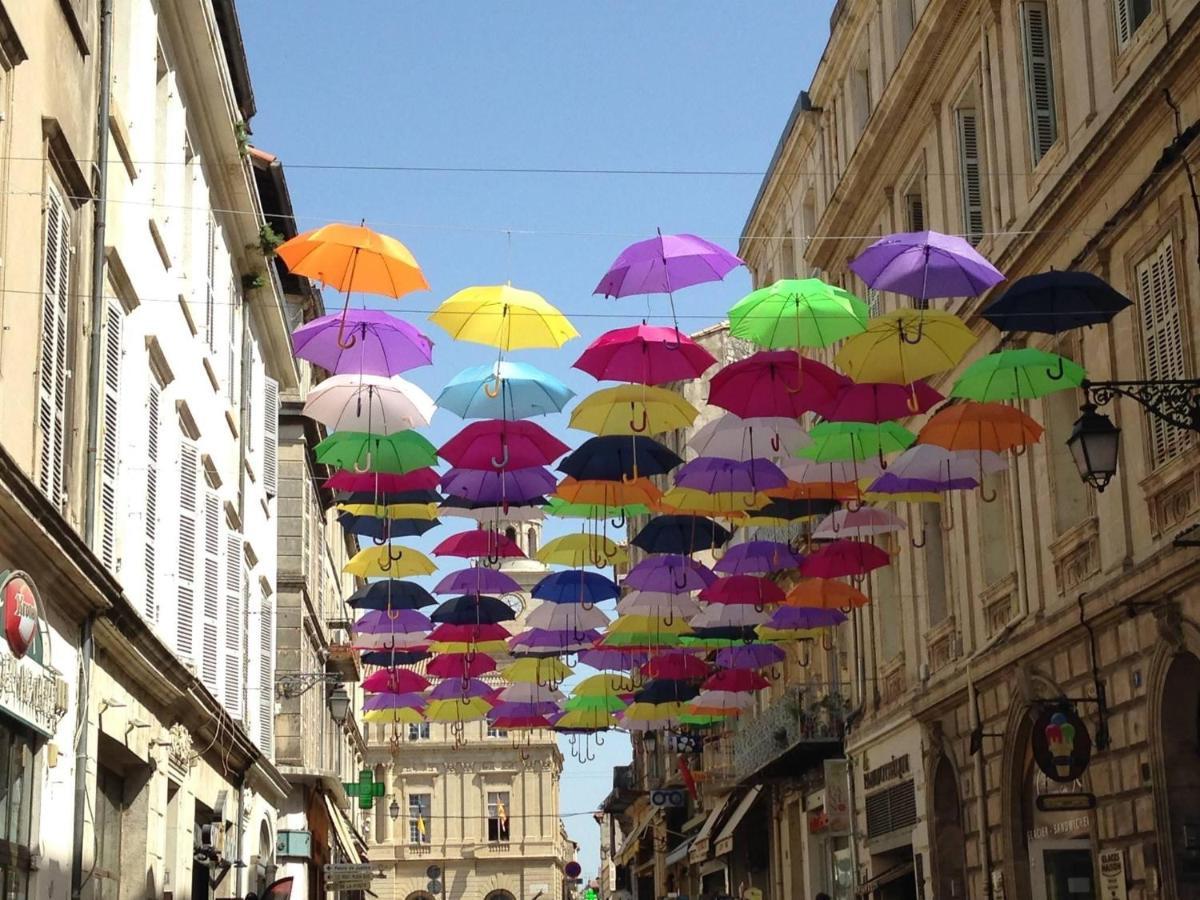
1031,705 -> 1092,783
824,758 -> 851,835
2,570 -> 40,660
0,570 -> 66,737
1098,849 -> 1128,900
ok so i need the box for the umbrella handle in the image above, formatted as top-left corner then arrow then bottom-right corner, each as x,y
581,600 -> 594,612
845,497 -> 862,513
797,641 -> 811,667
663,608 -> 674,627
490,445 -> 510,469
673,568 -> 688,590
389,544 -> 405,562
484,374 -> 502,398
980,482 -> 997,503
907,388 -> 922,414
353,449 -> 374,473
592,552 -> 606,568
663,326 -> 682,352
711,543 -> 726,561
1046,356 -> 1066,380
821,630 -> 836,652
1012,443 -> 1027,458
629,406 -> 648,433
771,433 -> 782,453
611,510 -> 626,529
595,731 -> 606,747
378,552 -> 392,573
621,471 -> 637,485
942,498 -> 956,531
900,320 -> 924,344
335,314 -> 359,350
604,542 -> 619,560
372,532 -> 388,546
519,747 -> 532,762
910,526 -> 927,548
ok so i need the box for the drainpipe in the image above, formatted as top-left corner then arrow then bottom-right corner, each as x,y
234,286 -> 253,898
72,2 -> 113,898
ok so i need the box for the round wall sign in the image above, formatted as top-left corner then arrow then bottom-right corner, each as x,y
565,862 -> 582,879
1,571 -> 39,659
1031,704 -> 1092,783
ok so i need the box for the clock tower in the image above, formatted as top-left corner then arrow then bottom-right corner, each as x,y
495,518 -> 550,625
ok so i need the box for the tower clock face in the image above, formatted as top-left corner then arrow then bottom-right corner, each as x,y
501,593 -> 526,617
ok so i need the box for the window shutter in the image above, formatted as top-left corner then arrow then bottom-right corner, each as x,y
144,383 -> 161,622
201,490 -> 221,694
956,109 -> 985,245
263,376 -> 279,497
38,182 -> 71,507
1020,1 -> 1058,162
176,440 -> 199,660
1115,0 -> 1132,46
223,531 -> 244,719
205,215 -> 216,351
98,301 -> 124,570
904,192 -> 925,233
867,288 -> 882,318
227,278 -> 238,404
257,592 -> 274,755
1137,237 -> 1189,464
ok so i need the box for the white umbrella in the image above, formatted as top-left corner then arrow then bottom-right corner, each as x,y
303,374 -> 436,432
524,603 -> 610,631
616,590 -> 701,619
496,682 -> 566,704
784,457 -> 883,483
688,413 -> 809,461
689,604 -> 771,629
812,506 -> 907,539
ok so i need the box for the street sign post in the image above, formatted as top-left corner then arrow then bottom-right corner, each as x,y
323,863 -> 375,893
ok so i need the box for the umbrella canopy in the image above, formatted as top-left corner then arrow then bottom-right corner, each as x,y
362,692 -> 426,711
524,603 -> 610,631
744,497 -> 841,524
430,284 -> 579,350
849,230 -> 1005,300
497,682 -> 566,704
688,413 -> 810,461
425,697 -> 493,722
336,501 -> 439,520
702,669 -> 770,693
594,233 -> 743,297
980,271 -> 1132,333
324,468 -> 441,494
951,349 -> 1085,402
509,628 -> 600,654
355,609 -> 432,634
709,351 -> 849,419
502,657 -> 573,684
801,540 -> 891,578
426,622 -> 511,644
570,385 -> 700,436
884,444 -> 1008,482
438,419 -> 570,470
657,487 -> 762,517
558,435 -> 682,482
690,604 -> 771,628
432,530 -> 525,560
532,570 -> 620,605
640,653 -> 710,680
573,674 -> 636,697
767,606 -> 850,629
798,421 -> 917,463
616,591 -> 701,619
785,458 -> 883,485
303,374 -> 436,432
292,309 -> 434,376
362,669 -> 431,693
344,545 -> 437,578
314,430 -> 438,475
623,555 -> 716,593
536,534 -> 628,568
430,595 -> 516,625
428,678 -> 495,701
812,507 -> 907,539
362,706 -> 425,725
554,707 -> 618,731
432,567 -> 522,596
440,466 -> 558,504
713,540 -> 803,575
544,498 -> 652,520
699,575 -> 785,607
359,649 -> 431,667
834,309 -> 977,383
347,580 -> 436,611
277,223 -> 428,297
821,380 -> 944,423
635,679 -> 701,704
632,516 -> 733,555
729,278 -> 869,348
784,579 -> 869,610
555,477 -> 664,509
438,496 -> 546,524
917,402 -> 1044,452
675,458 -> 788,494
573,324 -> 718,384
577,648 -> 650,671
426,653 -> 497,680
337,513 -> 439,540
714,644 -> 786,669
601,615 -> 692,648
438,360 -> 575,420
339,490 -> 442,508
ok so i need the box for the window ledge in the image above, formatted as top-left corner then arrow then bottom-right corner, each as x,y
1139,448 -> 1200,538
1049,515 -> 1101,594
147,217 -> 171,270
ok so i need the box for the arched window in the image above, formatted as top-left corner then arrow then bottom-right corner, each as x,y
504,525 -> 517,544
406,892 -> 436,900
484,891 -> 516,900
1160,652 -> 1200,889
527,526 -> 538,557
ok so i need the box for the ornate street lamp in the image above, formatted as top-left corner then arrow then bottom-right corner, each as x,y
327,684 -> 352,725
389,797 -> 401,821
1068,404 -> 1121,491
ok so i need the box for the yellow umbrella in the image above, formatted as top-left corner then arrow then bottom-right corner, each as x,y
429,284 -> 579,350
277,223 -> 428,298
363,707 -> 426,725
555,708 -> 616,731
502,658 -> 573,684
756,626 -> 823,642
658,486 -> 761,516
337,502 -> 440,519
425,698 -> 492,722
570,385 -> 699,436
833,308 -> 976,383
573,673 -> 635,696
344,545 -> 437,578
536,534 -> 629,568
606,615 -> 692,636
428,641 -> 509,655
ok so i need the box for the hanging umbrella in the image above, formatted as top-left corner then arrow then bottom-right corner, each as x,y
599,615 -> 692,648
709,351 -> 848,419
558,436 -> 682,482
324,468 -> 441,493
690,604 -> 771,629
303,374 -> 436,432
821,380 -> 944,423
865,472 -> 974,498
632,516 -> 732,555
951,349 -> 1085,401
623,555 -> 717,593
536,534 -> 628,568
767,606 -> 849,629
426,653 -> 497,680
688,692 -> 755,716
555,707 -> 618,731
674,458 -> 788,494
702,668 -> 771,693
427,623 -> 512,644
292,309 -> 433,377
797,421 -> 916,463
425,697 -> 494,722
744,497 -> 840,524
487,702 -> 560,726
524,603 -> 610,631
849,230 -> 1005,300
784,579 -> 869,610
438,496 -> 546,524
431,284 -> 579,350
801,540 -> 890,579
619,703 -> 690,730
439,420 -> 571,470
714,644 -> 786,669
355,609 -> 432,635
362,669 -> 431,693
430,595 -> 517,625
917,402 -> 1044,452
634,679 -> 701,704
980,271 -> 1132,333
441,466 -> 558,504
688,414 -> 810,461
785,458 -> 884,485
657,487 -> 762,518
595,233 -> 743,297
729,278 -> 869,348
344,545 -> 437,578
570,385 -> 700,436
337,514 -> 439,540
509,628 -> 601,655
812,507 -> 906,540
713,540 -> 803,575
882,444 -> 1008,483
699,575 -> 785,607
544,498 -> 652,520
432,530 -> 525,560
347,580 -> 436,611
834,309 -> 977,383
362,705 -> 426,725
616,591 -> 701,620
433,567 -> 523,596
577,648 -> 650,671
497,682 -> 566,704
573,324 -> 718,385
356,630 -> 429,652
314,430 -> 438,474
555,477 -> 664,510
574,673 -> 636,697
639,653 -> 711,680
363,692 -> 426,711
336,501 -> 439,520
359,649 -> 431,667
502,657 -> 574,685
532,570 -> 620,605
428,678 -> 495,701
438,360 -> 575,420
339,490 -> 442,509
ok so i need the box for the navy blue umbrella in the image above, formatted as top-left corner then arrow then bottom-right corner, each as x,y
558,435 -> 682,482
430,595 -> 515,625
360,649 -> 431,667
981,271 -> 1132,334
337,513 -> 440,540
347,580 -> 436,611
531,570 -> 620,605
634,679 -> 700,704
745,498 -> 840,522
632,515 -> 732,555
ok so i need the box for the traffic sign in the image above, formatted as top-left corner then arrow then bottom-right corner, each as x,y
323,863 -> 375,892
565,861 -> 582,879
426,865 -> 442,881
428,881 -> 443,894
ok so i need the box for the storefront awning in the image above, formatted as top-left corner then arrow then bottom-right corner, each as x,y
664,837 -> 694,868
324,796 -> 364,864
615,812 -> 654,865
855,861 -> 914,896
714,785 -> 762,857
689,793 -> 734,863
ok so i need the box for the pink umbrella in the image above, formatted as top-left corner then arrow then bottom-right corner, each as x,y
433,567 -> 523,596
438,419 -> 570,469
573,324 -> 718,385
699,576 -> 785,607
812,507 -> 907,540
323,468 -> 441,493
432,529 -> 525,559
801,540 -> 891,579
709,351 -> 848,419
362,668 -> 431,694
821,380 -> 944,423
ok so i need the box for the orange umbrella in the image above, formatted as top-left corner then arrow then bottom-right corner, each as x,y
784,578 -> 870,609
555,477 -> 663,508
278,223 -> 428,298
917,401 -> 1043,452
765,481 -> 861,502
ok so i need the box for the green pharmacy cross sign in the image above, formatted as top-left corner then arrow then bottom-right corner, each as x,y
345,769 -> 386,810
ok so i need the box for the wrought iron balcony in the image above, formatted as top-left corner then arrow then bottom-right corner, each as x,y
732,686 -> 848,782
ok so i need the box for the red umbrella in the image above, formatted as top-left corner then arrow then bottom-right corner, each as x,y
427,652 -> 497,679
573,324 -> 718,385
801,539 -> 891,579
709,351 -> 848,418
821,380 -> 944,423
361,668 -> 431,693
701,668 -> 770,693
427,622 -> 511,643
699,575 -> 785,607
433,529 -> 525,559
323,468 -> 441,492
640,652 -> 711,680
438,419 -> 571,469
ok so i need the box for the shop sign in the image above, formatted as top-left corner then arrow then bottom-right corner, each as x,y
1098,849 -> 1128,900
807,812 -> 829,834
1031,705 -> 1092,783
1036,792 -> 1096,812
1,571 -> 40,660
824,758 -> 851,835
0,570 -> 65,737
863,754 -> 910,790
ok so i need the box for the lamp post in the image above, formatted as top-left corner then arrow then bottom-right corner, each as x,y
1071,378 -> 1200,490
274,673 -> 352,724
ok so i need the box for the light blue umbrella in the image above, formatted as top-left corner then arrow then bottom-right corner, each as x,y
436,361 -> 574,419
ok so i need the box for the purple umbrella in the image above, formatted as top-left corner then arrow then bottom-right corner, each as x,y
768,607 -> 848,629
674,457 -> 788,494
488,699 -> 563,719
714,644 -> 786,669
440,466 -> 557,504
363,692 -> 426,711
595,233 -> 744,298
433,567 -> 523,596
578,649 -> 650,671
428,678 -> 493,700
623,554 -> 716,593
849,230 -> 1005,300
713,540 -> 803,576
509,628 -> 600,654
354,609 -> 432,634
292,309 -> 434,376
866,472 -> 978,495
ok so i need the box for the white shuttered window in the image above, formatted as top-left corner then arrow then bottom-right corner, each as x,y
1115,0 -> 1152,49
144,382 -> 161,621
257,590 -> 275,755
97,301 -> 124,570
1020,1 -> 1058,162
176,440 -> 199,660
223,531 -> 244,719
201,490 -> 221,693
38,182 -> 72,507
263,376 -> 279,497
956,109 -> 984,245
1137,236 -> 1189,465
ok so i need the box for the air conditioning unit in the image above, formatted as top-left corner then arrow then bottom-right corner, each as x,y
276,830 -> 313,860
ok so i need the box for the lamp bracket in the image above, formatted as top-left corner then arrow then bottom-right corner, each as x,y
275,672 -> 343,699
1083,378 -> 1200,432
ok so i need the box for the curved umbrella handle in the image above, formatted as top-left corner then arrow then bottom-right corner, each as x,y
335,312 -> 359,350
581,600 -> 594,612
980,482 -> 997,503
378,552 -> 392,573
797,641 -> 811,668
663,607 -> 674,627
821,630 -> 836,652
629,405 -> 648,434
900,320 -> 925,344
1046,356 -> 1066,381
942,498 -> 955,532
484,373 -> 502,398
520,747 -> 532,762
771,433 -> 782,453
372,531 -> 388,546
830,515 -> 841,534
604,542 -> 619,560
611,509 -> 626,529
845,497 -> 862,513
486,551 -> 501,565
910,526 -> 927,549
388,544 -> 405,562
1012,443 -> 1028,458
673,568 -> 688,590
595,731 -> 606,747
907,387 -> 922,414
592,552 -> 606,569
352,449 -> 374,473
490,444 -> 510,469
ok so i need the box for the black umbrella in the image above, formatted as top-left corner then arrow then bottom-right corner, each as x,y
340,489 -> 443,505
634,679 -> 701,704
981,271 -> 1132,333
632,515 -> 732,554
430,594 -> 516,625
346,579 -> 436,611
360,649 -> 431,667
689,626 -> 761,643
438,495 -> 547,512
558,435 -> 682,482
745,498 -> 840,522
337,513 -> 440,540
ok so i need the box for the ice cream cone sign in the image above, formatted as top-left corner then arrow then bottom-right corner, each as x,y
1044,713 -> 1077,779
1032,704 -> 1092,783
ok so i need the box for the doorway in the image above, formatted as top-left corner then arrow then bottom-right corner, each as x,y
1028,839 -> 1095,900
1160,651 -> 1200,897
930,756 -> 968,899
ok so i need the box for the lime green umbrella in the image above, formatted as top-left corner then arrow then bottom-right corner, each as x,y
678,713 -> 733,728
564,695 -> 627,714
951,349 -> 1085,401
314,430 -> 438,474
729,278 -> 869,349
543,498 -> 651,520
797,421 -> 915,462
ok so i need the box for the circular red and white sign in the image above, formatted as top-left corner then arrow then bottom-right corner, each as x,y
2,573 -> 39,659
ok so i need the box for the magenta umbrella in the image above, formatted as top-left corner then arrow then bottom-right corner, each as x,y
623,554 -> 716,593
768,607 -> 848,629
432,529 -> 525,560
573,324 -> 718,385
675,457 -> 788,494
713,540 -> 803,576
440,466 -> 557,504
433,567 -> 522,596
801,539 -> 891,579
578,648 -> 651,671
709,351 -> 848,419
849,230 -> 1005,300
292,309 -> 434,376
438,419 -> 570,470
821,380 -> 944,423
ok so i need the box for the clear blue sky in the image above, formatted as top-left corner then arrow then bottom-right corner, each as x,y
240,1 -> 833,878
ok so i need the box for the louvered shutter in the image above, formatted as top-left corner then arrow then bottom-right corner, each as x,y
205,215 -> 216,351
263,376 -> 279,497
38,182 -> 71,506
867,288 -> 882,318
97,301 -> 124,571
1137,237 -> 1189,464
1021,1 -> 1058,162
1115,0 -> 1132,46
223,531 -> 244,719
905,192 -> 925,232
201,490 -> 221,693
956,109 -> 984,245
176,441 -> 199,660
144,383 -> 161,622
257,592 -> 275,755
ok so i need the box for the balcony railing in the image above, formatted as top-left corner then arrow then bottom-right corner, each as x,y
732,686 -> 848,781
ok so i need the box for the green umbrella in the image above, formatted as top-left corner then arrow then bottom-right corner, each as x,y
796,421 -> 915,462
729,278 -> 869,349
543,498 -> 652,520
314,430 -> 438,474
951,349 -> 1085,401
678,714 -> 731,728
564,695 -> 627,713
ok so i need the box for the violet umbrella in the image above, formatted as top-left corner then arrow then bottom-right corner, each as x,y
713,540 -> 803,576
674,457 -> 788,494
488,700 -> 562,720
623,554 -> 717,593
433,567 -> 522,596
767,606 -> 848,629
428,678 -> 494,701
849,230 -> 1005,300
440,466 -> 558,504
292,308 -> 434,376
508,628 -> 601,655
577,648 -> 651,671
355,609 -> 432,635
363,692 -> 426,712
714,643 -> 786,669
